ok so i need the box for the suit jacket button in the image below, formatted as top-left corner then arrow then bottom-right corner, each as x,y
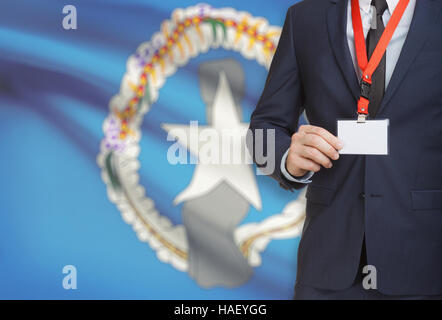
359,192 -> 366,199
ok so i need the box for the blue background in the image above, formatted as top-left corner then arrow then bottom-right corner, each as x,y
0,0 -> 304,299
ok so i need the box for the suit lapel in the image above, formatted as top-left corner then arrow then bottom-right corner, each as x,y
378,0 -> 440,116
326,0 -> 360,101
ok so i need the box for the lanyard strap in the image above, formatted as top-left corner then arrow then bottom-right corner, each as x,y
351,0 -> 409,117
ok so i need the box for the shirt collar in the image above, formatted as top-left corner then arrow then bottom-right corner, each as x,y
359,0 -> 399,14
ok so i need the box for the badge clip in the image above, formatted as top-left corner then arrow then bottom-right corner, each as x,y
357,114 -> 367,123
357,78 -> 370,123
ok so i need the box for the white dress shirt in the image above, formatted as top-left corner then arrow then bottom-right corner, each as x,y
281,0 -> 416,183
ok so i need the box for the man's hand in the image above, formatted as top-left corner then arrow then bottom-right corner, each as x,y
286,125 -> 344,178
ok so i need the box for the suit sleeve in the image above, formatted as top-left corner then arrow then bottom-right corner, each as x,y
248,6 -> 305,191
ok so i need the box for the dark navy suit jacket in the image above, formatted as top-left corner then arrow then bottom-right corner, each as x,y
249,0 -> 442,295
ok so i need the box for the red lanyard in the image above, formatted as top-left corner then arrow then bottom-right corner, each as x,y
351,0 -> 409,118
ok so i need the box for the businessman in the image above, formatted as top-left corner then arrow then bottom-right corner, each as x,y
248,0 -> 442,299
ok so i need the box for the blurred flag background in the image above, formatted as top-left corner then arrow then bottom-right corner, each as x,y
0,0 -> 306,299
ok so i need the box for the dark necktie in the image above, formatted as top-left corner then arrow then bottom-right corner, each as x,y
366,0 -> 388,118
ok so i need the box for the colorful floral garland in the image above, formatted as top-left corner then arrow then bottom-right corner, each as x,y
98,4 -> 306,273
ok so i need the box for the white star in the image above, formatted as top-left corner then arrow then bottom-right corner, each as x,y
162,71 -> 262,210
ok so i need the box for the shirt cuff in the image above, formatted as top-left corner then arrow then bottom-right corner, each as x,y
280,148 -> 314,183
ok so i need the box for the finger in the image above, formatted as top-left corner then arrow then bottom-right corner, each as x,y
302,133 -> 340,160
299,125 -> 343,150
292,155 -> 321,173
300,146 -> 333,168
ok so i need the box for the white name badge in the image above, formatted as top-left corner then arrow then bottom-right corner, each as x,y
337,119 -> 389,155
